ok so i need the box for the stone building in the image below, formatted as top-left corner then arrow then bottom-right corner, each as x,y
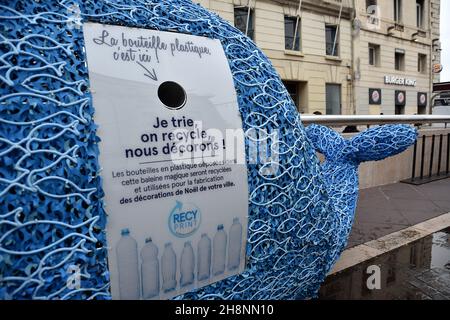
353,0 -> 441,115
196,0 -> 441,115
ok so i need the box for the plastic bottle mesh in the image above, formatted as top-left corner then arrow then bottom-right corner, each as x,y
0,0 -> 417,300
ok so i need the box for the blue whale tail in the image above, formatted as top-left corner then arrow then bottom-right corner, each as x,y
305,124 -> 417,270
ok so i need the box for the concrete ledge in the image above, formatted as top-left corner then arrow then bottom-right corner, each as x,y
412,213 -> 450,233
329,212 -> 450,275
364,228 -> 430,253
329,244 -> 384,275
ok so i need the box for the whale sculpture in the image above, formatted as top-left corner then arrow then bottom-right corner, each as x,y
0,0 -> 417,300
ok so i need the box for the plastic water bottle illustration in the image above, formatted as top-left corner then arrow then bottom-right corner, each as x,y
140,237 -> 159,299
212,224 -> 227,276
161,242 -> 177,292
228,218 -> 243,270
180,241 -> 195,287
197,233 -> 211,281
116,228 -> 140,299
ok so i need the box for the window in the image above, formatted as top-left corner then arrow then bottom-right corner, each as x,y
366,0 -> 379,25
410,246 -> 418,267
285,16 -> 301,51
418,54 -> 427,73
284,81 -> 299,108
361,267 -> 372,296
435,92 -> 450,107
325,25 -> 339,56
394,0 -> 402,23
416,0 -> 424,28
282,81 -> 308,113
395,105 -> 405,114
386,254 -> 397,285
368,43 -> 380,66
418,104 -> 427,115
395,49 -> 405,71
326,84 -> 341,115
366,0 -> 377,12
395,90 -> 406,114
234,7 -> 254,40
418,92 -> 427,114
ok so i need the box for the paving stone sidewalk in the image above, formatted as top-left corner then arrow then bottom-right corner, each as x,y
348,178 -> 450,248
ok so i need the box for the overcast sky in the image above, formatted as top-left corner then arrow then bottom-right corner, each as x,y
441,1 -> 449,82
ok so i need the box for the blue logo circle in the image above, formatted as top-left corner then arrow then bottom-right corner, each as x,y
168,201 -> 201,238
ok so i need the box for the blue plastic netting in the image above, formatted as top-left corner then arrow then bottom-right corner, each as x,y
0,0 -> 417,300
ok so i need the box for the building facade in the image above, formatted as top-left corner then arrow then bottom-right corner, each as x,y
197,0 -> 354,115
196,0 -> 441,115
353,0 -> 441,115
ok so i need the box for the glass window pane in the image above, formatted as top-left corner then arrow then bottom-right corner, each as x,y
283,81 -> 299,107
234,7 -> 254,40
326,25 -> 338,56
285,16 -> 300,51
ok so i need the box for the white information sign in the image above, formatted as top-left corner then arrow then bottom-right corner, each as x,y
83,23 -> 249,300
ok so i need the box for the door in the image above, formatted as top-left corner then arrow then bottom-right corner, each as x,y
395,90 -> 406,115
326,84 -> 341,115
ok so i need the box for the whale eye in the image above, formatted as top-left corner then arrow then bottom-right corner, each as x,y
158,81 -> 187,110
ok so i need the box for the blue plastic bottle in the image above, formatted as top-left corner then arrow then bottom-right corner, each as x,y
161,242 -> 177,292
197,233 -> 211,281
212,224 -> 227,276
227,218 -> 243,270
180,241 -> 195,287
116,228 -> 140,299
141,237 -> 160,299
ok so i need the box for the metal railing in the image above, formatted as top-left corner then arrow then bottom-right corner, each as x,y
300,114 -> 450,185
301,115 -> 450,127
404,132 -> 450,185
